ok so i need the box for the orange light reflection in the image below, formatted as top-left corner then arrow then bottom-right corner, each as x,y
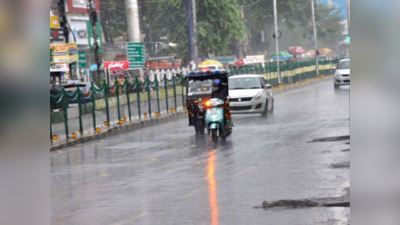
207,150 -> 218,225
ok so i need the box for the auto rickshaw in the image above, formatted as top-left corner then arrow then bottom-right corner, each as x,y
186,69 -> 229,135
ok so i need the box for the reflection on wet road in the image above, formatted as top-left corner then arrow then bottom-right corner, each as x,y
207,150 -> 218,225
51,79 -> 350,225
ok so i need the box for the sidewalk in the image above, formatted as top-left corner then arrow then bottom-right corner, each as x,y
50,110 -> 188,151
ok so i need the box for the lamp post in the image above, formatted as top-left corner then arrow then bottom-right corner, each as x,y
273,0 -> 282,84
311,0 -> 319,76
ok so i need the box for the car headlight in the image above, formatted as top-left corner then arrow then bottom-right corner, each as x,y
334,71 -> 341,77
254,92 -> 263,100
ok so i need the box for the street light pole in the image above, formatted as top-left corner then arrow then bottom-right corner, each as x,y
311,0 -> 319,76
191,0 -> 198,69
125,0 -> 141,42
273,0 -> 282,84
347,0 -> 350,35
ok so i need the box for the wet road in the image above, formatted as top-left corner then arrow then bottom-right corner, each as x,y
51,78 -> 350,225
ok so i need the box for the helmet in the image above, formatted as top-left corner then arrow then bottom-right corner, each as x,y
212,79 -> 222,92
212,79 -> 222,87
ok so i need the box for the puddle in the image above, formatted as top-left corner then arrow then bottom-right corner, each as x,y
257,189 -> 350,209
261,200 -> 319,209
257,198 -> 350,209
308,135 -> 350,143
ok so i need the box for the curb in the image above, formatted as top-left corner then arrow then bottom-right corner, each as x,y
50,110 -> 187,151
271,75 -> 332,94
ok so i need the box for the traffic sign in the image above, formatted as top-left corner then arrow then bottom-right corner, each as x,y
78,51 -> 87,68
127,42 -> 145,68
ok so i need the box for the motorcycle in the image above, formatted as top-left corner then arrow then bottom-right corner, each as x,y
205,98 -> 233,143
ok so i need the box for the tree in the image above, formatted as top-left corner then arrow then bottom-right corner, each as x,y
144,0 -> 245,62
99,0 -> 128,43
240,0 -> 344,54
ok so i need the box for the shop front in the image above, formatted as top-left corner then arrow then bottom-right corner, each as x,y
50,43 -> 79,84
104,61 -> 130,84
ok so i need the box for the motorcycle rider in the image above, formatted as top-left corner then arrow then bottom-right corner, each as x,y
211,79 -> 231,130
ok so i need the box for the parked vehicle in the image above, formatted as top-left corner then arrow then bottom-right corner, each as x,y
228,75 -> 274,117
63,82 -> 103,104
334,58 -> 350,89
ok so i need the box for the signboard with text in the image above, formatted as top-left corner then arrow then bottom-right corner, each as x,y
127,42 -> 145,68
50,16 -> 60,29
104,61 -> 130,70
78,51 -> 87,68
87,21 -> 103,53
50,43 -> 78,63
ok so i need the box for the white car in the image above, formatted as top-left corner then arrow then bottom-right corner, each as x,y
334,58 -> 350,89
228,75 -> 274,117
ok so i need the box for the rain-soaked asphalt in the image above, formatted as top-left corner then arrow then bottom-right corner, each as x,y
51,78 -> 350,225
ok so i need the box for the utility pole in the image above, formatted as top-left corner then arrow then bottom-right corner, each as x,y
88,0 -> 101,83
125,0 -> 141,42
273,0 -> 282,84
186,0 -> 194,69
311,0 -> 319,76
240,7 -> 245,59
347,0 -> 350,35
191,0 -> 198,69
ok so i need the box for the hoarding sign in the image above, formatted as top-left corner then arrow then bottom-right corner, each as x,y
104,61 -> 130,70
87,21 -> 103,53
50,43 -> 79,63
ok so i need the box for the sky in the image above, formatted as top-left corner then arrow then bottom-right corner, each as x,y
321,0 -> 348,19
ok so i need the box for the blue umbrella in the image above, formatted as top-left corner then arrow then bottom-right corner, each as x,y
267,51 -> 293,60
268,55 -> 293,60
90,63 -> 104,71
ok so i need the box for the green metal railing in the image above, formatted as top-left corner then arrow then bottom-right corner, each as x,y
226,57 -> 340,86
50,73 -> 185,142
50,58 -> 339,142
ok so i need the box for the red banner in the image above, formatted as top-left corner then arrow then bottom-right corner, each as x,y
104,61 -> 130,70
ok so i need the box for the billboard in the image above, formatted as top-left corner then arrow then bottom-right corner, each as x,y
50,43 -> 79,63
66,0 -> 100,13
67,16 -> 89,46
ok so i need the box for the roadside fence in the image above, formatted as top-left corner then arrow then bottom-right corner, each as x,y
50,58 -> 339,143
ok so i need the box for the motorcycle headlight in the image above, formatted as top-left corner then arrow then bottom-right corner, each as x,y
254,92 -> 263,100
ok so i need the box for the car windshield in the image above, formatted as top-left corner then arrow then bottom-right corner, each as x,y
229,77 -> 262,90
188,79 -> 212,95
338,60 -> 350,69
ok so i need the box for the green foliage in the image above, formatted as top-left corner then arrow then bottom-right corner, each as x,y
242,0 -> 345,54
139,0 -> 245,62
50,47 -> 55,67
98,0 -> 344,61
99,0 -> 128,43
